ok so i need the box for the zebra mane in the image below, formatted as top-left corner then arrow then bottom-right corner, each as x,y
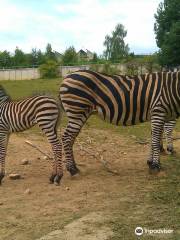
0,85 -> 11,102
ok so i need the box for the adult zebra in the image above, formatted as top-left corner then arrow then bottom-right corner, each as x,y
59,70 -> 180,177
0,86 -> 62,185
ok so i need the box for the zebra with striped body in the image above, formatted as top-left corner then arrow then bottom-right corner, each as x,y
59,70 -> 180,177
0,86 -> 62,185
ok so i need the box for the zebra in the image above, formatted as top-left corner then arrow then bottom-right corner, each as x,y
59,70 -> 180,179
0,86 -> 63,185
161,120 -> 176,154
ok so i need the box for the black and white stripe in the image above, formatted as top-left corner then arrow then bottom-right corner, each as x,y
0,86 -> 62,185
59,70 -> 180,175
161,120 -> 176,154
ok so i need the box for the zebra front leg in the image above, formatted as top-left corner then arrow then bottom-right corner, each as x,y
39,124 -> 63,185
0,133 -> 9,185
148,117 -> 165,172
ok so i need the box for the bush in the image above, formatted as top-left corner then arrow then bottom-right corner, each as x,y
126,60 -> 139,75
39,60 -> 58,78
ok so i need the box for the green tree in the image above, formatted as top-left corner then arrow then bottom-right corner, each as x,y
154,0 -> 180,66
62,46 -> 78,65
103,24 -> 129,62
13,47 -> 26,66
92,53 -> 98,63
0,51 -> 12,68
45,43 -> 57,62
37,49 -> 46,65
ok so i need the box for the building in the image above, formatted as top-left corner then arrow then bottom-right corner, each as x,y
77,49 -> 94,61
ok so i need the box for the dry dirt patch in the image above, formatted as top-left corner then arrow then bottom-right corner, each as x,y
0,128 -> 175,240
37,212 -> 113,240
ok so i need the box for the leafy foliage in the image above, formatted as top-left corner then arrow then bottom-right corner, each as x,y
39,60 -> 58,78
0,51 -> 12,67
154,0 -> 180,66
103,24 -> 129,62
62,46 -> 78,65
45,43 -> 57,62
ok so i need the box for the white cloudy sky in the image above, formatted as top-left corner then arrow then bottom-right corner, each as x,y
0,0 -> 161,54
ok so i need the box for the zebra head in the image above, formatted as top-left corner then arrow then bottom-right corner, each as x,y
0,86 -> 11,103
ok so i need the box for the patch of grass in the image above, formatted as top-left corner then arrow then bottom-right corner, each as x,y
0,78 -> 61,99
106,154 -> 180,240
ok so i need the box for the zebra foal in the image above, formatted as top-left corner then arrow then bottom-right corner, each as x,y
0,86 -> 62,185
59,70 -> 180,179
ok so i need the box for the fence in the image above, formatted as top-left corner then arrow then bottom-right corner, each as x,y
0,63 -> 165,81
0,65 -> 91,80
0,68 -> 40,80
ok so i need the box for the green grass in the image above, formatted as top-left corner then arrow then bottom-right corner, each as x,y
0,78 -> 61,99
107,154 -> 180,240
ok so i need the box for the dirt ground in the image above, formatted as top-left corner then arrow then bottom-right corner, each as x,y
0,128 -> 179,240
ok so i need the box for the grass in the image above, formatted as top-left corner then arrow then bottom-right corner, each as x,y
107,154 -> 180,240
0,78 -> 60,99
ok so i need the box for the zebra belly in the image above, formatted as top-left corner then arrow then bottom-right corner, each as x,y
96,105 -> 148,126
9,120 -> 36,132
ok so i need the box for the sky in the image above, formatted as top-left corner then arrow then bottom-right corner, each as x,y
0,0 -> 162,55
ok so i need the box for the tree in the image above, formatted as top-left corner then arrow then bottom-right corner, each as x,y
0,51 -> 12,68
45,43 -> 57,62
154,0 -> 180,66
13,47 -> 26,66
103,24 -> 129,62
62,46 -> 78,65
92,53 -> 98,63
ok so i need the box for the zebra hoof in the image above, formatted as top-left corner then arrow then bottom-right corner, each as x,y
148,162 -> 161,174
0,173 -> 5,185
147,160 -> 153,166
167,147 -> 175,155
54,174 -> 63,186
49,174 -> 56,184
68,166 -> 80,176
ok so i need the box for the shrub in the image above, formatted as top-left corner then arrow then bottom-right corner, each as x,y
39,60 -> 59,78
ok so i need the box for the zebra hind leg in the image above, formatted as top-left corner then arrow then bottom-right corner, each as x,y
62,125 -> 80,176
164,120 -> 176,155
62,110 -> 91,176
0,133 -> 9,185
160,131 -> 165,153
148,117 -> 165,173
38,121 -> 63,185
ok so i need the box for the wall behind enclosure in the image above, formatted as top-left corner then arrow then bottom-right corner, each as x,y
0,63 -> 160,80
0,68 -> 40,80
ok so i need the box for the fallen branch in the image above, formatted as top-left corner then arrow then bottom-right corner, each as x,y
173,137 -> 180,141
136,136 -> 180,145
76,142 -> 119,175
25,140 -> 53,159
